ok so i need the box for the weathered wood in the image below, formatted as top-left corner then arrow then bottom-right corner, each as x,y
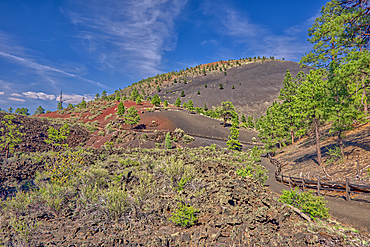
346,178 -> 351,201
289,174 -> 292,188
302,178 -> 306,191
317,178 -> 321,196
285,204 -> 312,222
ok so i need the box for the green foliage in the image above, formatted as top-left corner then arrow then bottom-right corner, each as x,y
57,102 -> 63,110
135,95 -> 142,105
241,114 -> 246,123
44,123 -> 70,151
104,141 -> 114,149
124,106 -> 140,128
279,188 -> 329,220
227,120 -> 241,151
95,93 -> 100,100
8,107 -> 13,113
186,99 -> 194,111
215,100 -> 237,127
0,115 -> 25,158
15,107 -> 30,115
80,97 -> 87,108
151,94 -> 161,106
164,100 -> 169,107
169,203 -> 198,228
101,90 -> 108,100
175,98 -> 181,107
219,83 -> 223,89
204,84 -> 207,88
35,105 -> 45,115
300,0 -> 366,69
165,132 -> 172,149
183,134 -> 194,144
116,102 -> 125,117
181,90 -> 185,97
325,145 -> 343,164
247,116 -> 255,129
203,102 -> 208,111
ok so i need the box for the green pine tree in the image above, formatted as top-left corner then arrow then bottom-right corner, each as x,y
297,69 -> 329,165
117,102 -> 125,117
80,97 -> 87,108
57,102 -> 63,110
175,98 -> 181,107
151,94 -> 161,106
0,115 -> 25,158
124,106 -> 140,129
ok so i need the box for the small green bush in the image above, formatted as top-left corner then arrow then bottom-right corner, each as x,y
169,203 -> 198,228
183,134 -> 194,144
98,131 -> 105,136
279,188 -> 329,220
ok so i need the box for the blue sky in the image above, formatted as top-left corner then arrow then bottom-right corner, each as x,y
0,0 -> 328,113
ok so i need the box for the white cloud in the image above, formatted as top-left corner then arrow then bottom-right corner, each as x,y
22,91 -> 55,100
11,93 -> 23,97
0,51 -> 109,89
8,97 -> 25,102
56,94 -> 93,104
0,92 -> 4,95
64,0 -> 187,77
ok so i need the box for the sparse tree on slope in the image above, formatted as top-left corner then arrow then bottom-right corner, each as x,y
124,106 -> 140,129
117,102 -> 125,117
35,105 -> 45,115
0,115 -> 25,158
175,98 -> 181,107
151,94 -> 161,107
216,101 -> 237,127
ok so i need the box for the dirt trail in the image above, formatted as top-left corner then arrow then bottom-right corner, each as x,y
261,157 -> 370,233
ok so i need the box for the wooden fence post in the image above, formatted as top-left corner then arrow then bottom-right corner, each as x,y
346,178 -> 351,201
302,178 -> 306,191
281,174 -> 283,184
317,178 -> 321,196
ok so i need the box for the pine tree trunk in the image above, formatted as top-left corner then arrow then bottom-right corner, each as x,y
362,76 -> 367,115
223,119 -> 226,127
314,118 -> 322,165
338,130 -> 344,158
291,129 -> 294,144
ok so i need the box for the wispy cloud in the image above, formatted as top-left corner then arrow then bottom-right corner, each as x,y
64,0 -> 187,77
0,51 -> 109,89
56,93 -> 93,104
11,93 -> 23,97
8,97 -> 25,102
22,91 -> 55,100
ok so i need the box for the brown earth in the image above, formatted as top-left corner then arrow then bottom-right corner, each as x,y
274,121 -> 370,183
0,112 -> 89,159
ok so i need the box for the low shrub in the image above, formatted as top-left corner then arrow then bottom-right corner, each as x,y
183,134 -> 194,144
169,203 -> 198,228
279,188 -> 329,220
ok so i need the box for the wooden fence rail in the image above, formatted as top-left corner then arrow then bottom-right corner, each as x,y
269,155 -> 370,201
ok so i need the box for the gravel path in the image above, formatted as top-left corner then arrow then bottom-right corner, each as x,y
261,157 -> 370,233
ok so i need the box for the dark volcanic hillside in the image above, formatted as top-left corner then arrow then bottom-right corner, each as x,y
155,60 -> 311,117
